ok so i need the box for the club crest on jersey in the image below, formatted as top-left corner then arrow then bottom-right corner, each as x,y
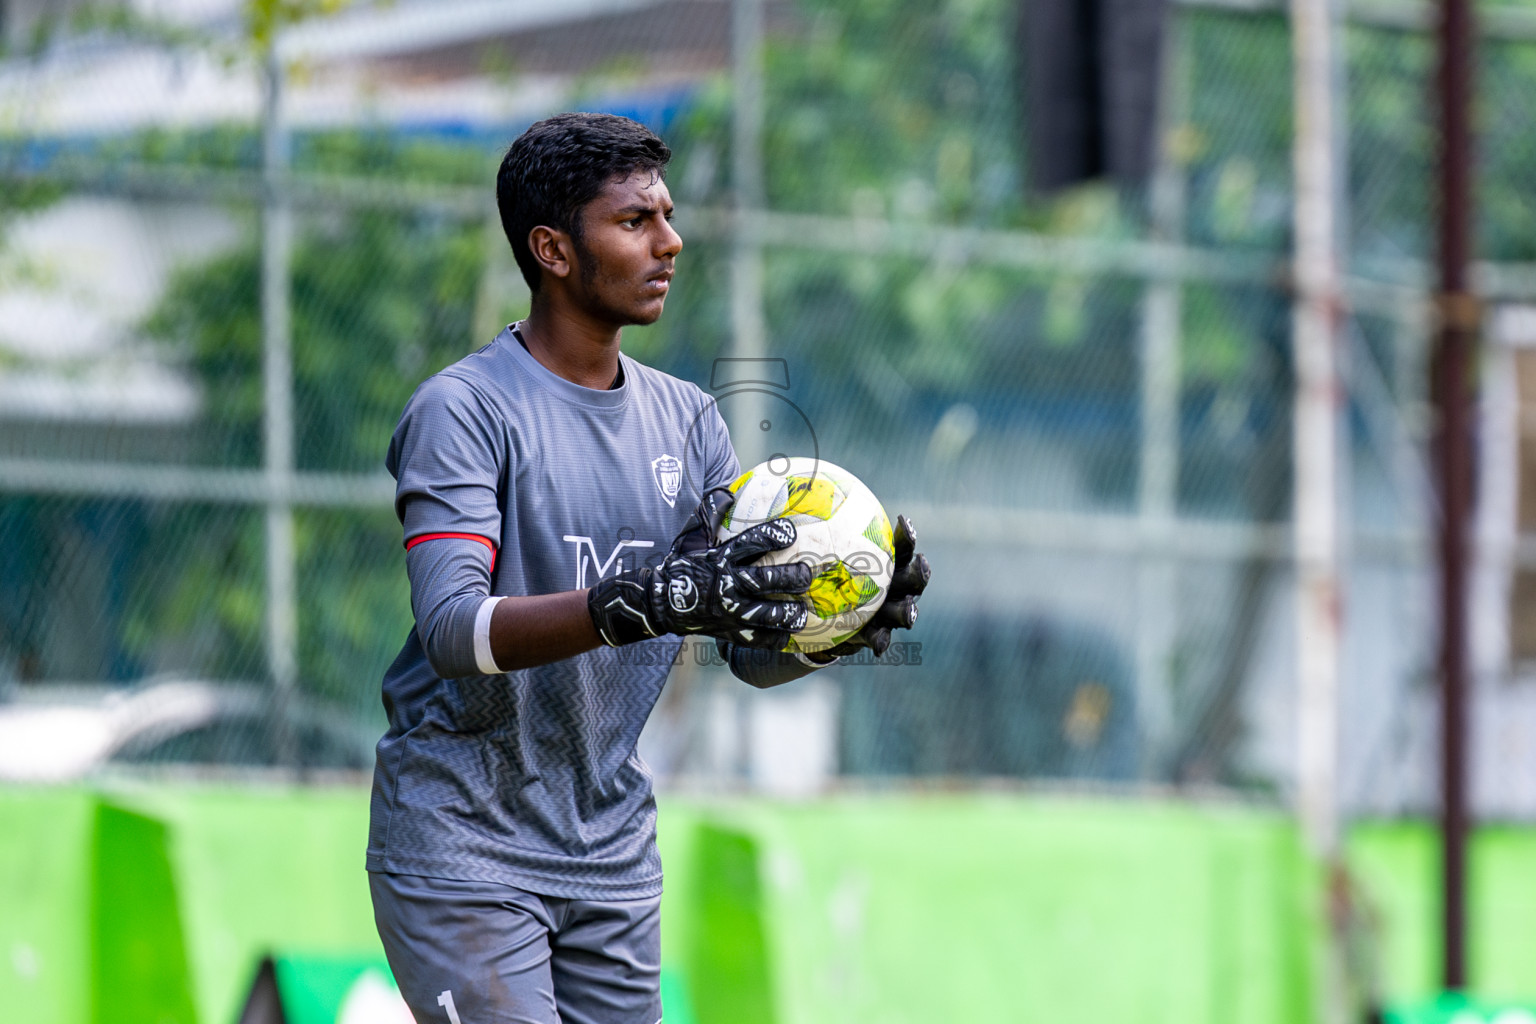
652,454 -> 683,507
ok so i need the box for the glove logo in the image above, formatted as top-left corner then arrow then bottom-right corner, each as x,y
652,454 -> 683,508
668,575 -> 699,613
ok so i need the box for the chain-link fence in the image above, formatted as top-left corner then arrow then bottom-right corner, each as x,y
3,0 -> 1534,817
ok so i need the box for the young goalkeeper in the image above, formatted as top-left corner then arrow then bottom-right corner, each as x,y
367,111 -> 929,1024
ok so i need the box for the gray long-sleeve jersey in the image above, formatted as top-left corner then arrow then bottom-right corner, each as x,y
367,326 -> 812,900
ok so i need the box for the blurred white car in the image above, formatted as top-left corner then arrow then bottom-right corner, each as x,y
0,679 -> 376,781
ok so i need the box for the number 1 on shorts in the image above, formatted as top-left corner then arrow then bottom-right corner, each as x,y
437,989 -> 463,1024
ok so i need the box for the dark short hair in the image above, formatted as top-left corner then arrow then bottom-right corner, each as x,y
496,112 -> 672,292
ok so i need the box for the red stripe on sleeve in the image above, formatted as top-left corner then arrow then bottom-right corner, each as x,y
404,532 -> 498,572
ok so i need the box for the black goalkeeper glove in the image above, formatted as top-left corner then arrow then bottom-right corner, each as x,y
814,513 -> 931,661
588,487 -> 813,650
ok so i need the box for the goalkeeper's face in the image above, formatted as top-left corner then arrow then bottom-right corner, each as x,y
568,170 -> 682,328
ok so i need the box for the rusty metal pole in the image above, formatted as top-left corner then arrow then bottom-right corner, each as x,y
1434,0 -> 1476,989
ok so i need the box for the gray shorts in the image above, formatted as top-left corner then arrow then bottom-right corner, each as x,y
369,871 -> 663,1024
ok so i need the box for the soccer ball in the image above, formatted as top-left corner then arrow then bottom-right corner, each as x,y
716,457 -> 895,654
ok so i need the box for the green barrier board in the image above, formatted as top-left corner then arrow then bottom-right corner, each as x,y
91,800 -> 197,1024
120,784 -> 702,1024
116,783 -> 384,1024
0,789 -> 96,1024
691,822 -> 775,1024
27,786 -> 1501,1024
686,795 -> 1318,1024
1347,823 -> 1536,1005
0,789 -> 197,1024
0,784 -> 705,1024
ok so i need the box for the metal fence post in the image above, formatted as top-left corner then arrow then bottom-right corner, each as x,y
728,0 -> 769,785
1137,21 -> 1190,770
262,47 -> 299,768
729,0 -> 769,471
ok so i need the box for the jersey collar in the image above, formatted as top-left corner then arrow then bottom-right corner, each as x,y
500,323 -> 632,411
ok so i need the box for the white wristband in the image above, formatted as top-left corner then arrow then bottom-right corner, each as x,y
473,597 -> 504,675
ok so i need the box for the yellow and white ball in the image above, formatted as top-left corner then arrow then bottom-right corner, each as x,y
716,457 -> 894,654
